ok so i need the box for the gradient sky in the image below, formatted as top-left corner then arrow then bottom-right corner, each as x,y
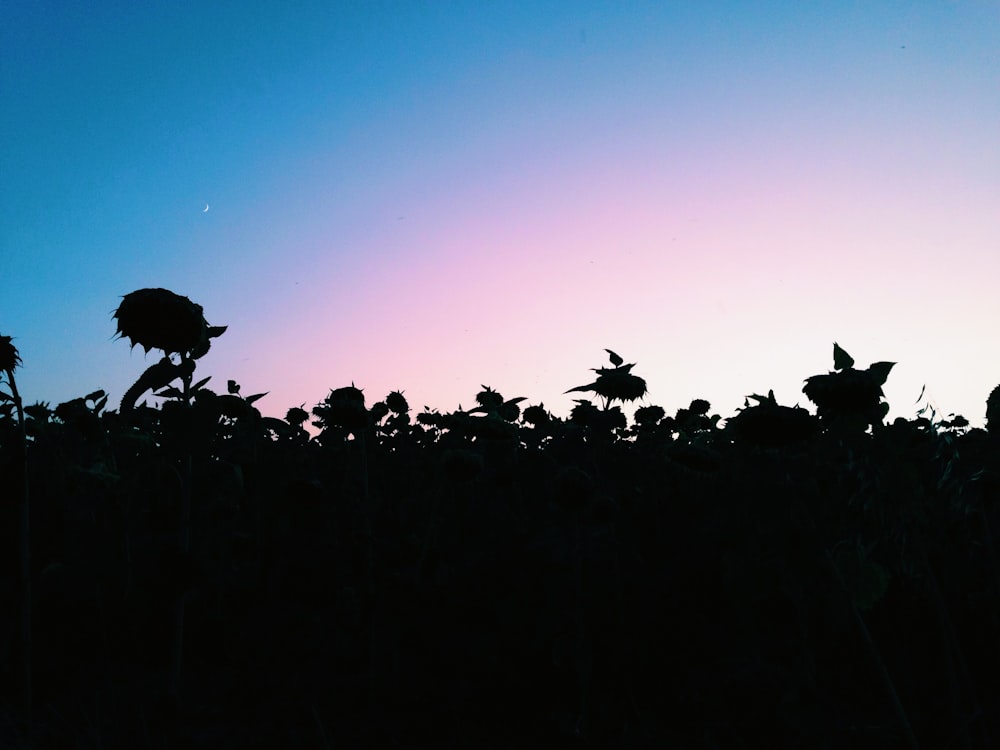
3,1 -> 999,428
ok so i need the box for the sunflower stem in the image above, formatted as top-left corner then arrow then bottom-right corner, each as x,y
6,367 -> 32,715
169,352 -> 195,707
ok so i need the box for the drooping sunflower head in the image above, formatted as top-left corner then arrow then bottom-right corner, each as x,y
113,288 -> 224,356
987,384 -> 1000,435
0,335 -> 21,373
593,369 -> 648,404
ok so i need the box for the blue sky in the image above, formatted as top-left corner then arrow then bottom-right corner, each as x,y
3,1 -> 999,425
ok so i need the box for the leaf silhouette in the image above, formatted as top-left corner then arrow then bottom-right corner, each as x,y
592,362 -> 636,376
833,342 -> 855,371
867,361 -> 896,387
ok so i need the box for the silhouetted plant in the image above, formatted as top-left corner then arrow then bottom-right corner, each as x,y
469,385 -> 527,424
632,405 -> 665,434
671,398 -> 721,435
565,349 -> 648,409
0,333 -> 21,372
569,399 -> 626,432
286,405 -> 309,427
111,288 -> 228,708
22,401 -> 50,421
113,289 -> 226,414
727,389 -> 819,448
1,333 -> 31,713
803,342 -> 895,432
987,384 -> 1000,435
522,403 -> 552,427
416,408 -> 441,428
199,379 -> 267,422
475,385 -> 503,411
374,390 -> 414,440
369,400 -> 390,425
11,291 -> 1000,749
113,287 -> 224,357
312,384 -> 369,438
386,390 -> 409,415
689,398 -> 710,416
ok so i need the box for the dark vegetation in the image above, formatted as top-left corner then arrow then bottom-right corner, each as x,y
3,288 -> 1000,748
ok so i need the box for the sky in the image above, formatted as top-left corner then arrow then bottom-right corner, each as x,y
2,1 -> 999,428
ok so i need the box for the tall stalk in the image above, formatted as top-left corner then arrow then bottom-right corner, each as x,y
358,427 -> 381,738
794,483 -> 917,749
169,354 -> 195,704
824,548 -> 918,749
2,341 -> 31,715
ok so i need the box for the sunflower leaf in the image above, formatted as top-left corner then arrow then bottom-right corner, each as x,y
833,342 -> 854,371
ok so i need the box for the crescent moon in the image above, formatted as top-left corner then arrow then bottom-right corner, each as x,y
203,204 -> 210,212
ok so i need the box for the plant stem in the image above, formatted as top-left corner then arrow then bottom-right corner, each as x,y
7,369 -> 31,715
169,354 -> 195,706
797,488 -> 917,749
824,548 -> 918,749
918,538 -> 986,750
358,428 -> 381,737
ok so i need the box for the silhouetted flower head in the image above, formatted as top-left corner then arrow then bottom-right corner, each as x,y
566,355 -> 648,406
313,385 -> 368,434
987,384 -> 1000,435
803,367 -> 892,427
386,390 -> 409,414
634,405 -> 666,427
285,407 -> 309,427
498,399 -> 523,422
689,399 -> 711,416
570,400 -> 626,431
802,344 -> 894,430
728,395 -> 819,448
476,386 -> 504,410
54,397 -> 103,439
599,370 -> 647,403
570,400 -> 600,426
369,401 -> 390,423
24,402 -> 51,421
602,406 -> 628,431
522,404 -> 551,427
113,288 -> 226,357
0,335 -> 21,373
417,410 -> 442,428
